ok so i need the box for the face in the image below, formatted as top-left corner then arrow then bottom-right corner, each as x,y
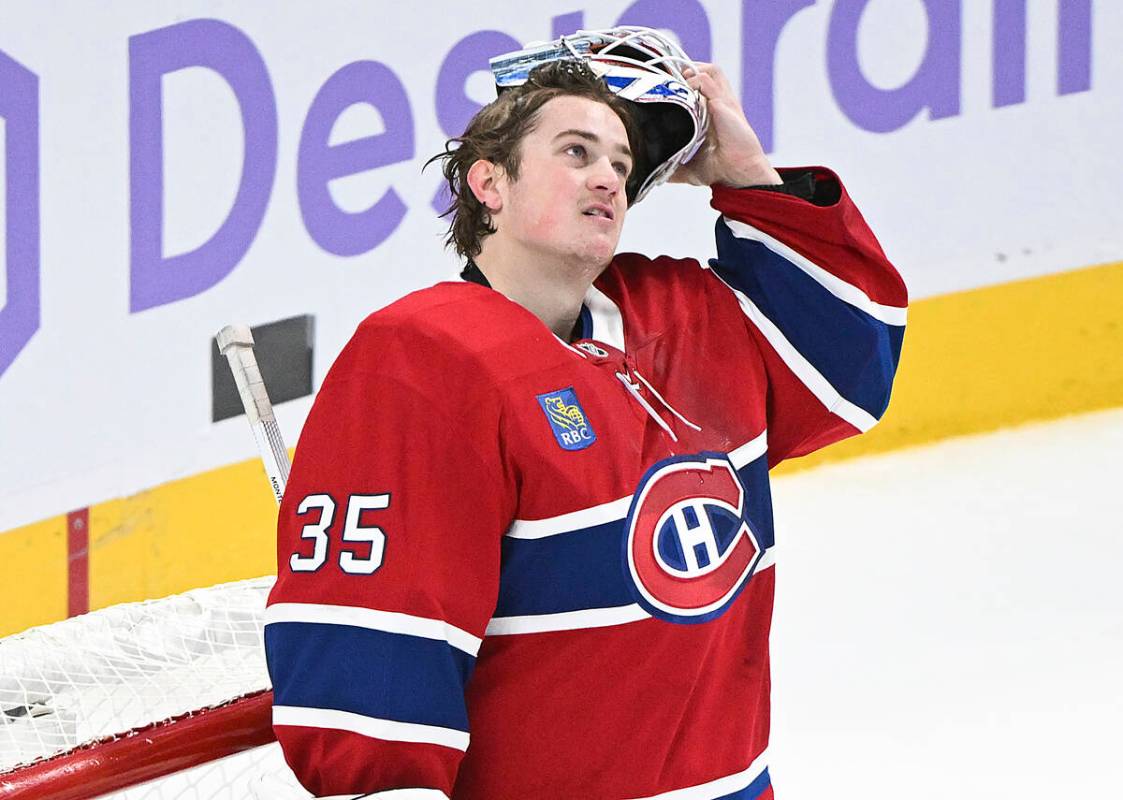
491,95 -> 633,269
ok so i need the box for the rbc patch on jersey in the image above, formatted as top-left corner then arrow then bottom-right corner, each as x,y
624,453 -> 762,624
537,387 -> 596,451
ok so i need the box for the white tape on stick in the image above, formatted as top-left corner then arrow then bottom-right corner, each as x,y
216,324 -> 291,504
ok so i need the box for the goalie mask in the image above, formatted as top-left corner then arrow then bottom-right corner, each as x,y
490,26 -> 709,204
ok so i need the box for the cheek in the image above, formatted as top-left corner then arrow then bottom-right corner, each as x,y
504,168 -> 578,239
515,195 -> 565,237
524,210 -> 562,237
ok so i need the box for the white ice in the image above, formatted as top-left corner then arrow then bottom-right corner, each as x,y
769,407 -> 1123,799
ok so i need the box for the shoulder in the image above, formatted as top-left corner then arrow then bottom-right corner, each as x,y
600,251 -> 712,296
294,284 -> 524,479
589,252 -> 748,351
364,281 -> 508,334
595,251 -> 717,319
331,282 -> 562,395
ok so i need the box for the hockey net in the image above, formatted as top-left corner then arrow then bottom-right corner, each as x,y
0,577 -> 305,799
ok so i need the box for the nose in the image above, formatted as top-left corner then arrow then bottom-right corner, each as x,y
588,156 -> 622,196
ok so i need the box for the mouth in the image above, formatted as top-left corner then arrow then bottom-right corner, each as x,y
582,204 -> 615,221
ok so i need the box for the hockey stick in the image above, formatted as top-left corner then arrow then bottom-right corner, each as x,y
215,324 -> 290,505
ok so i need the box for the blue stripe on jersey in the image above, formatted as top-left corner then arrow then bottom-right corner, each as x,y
496,518 -> 631,616
715,768 -> 771,800
266,622 -> 474,733
495,457 -> 775,618
738,456 -> 776,551
711,220 -> 903,419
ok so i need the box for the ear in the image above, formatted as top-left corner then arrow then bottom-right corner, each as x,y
466,159 -> 504,213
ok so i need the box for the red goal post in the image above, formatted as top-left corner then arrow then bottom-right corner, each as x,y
0,578 -> 289,799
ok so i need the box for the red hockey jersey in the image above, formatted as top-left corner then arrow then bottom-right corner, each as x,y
265,169 -> 908,799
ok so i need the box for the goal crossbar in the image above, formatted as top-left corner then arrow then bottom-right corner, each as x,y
0,692 -> 274,800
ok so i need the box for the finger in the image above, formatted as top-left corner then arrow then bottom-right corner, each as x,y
690,71 -> 721,101
706,64 -> 734,96
684,64 -> 731,103
681,61 -> 712,79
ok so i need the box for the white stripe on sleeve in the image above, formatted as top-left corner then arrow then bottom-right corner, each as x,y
718,276 -> 879,432
721,217 -> 907,326
273,705 -> 469,752
265,603 -> 482,657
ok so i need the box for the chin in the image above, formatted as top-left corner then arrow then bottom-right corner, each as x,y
575,236 -> 621,266
571,248 -> 615,271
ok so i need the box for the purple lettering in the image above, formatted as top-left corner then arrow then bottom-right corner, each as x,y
741,0 -> 816,153
552,11 -> 585,39
994,1 -> 1092,106
827,0 -> 960,133
0,50 -> 40,379
992,0 -> 1027,107
1058,0 -> 1092,95
298,61 -> 414,257
129,19 -> 277,313
615,0 -> 712,62
435,31 -> 521,142
432,30 -> 521,214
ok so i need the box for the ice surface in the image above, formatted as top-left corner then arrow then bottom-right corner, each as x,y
769,408 -> 1123,799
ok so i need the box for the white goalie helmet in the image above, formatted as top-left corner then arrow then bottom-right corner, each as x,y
490,26 -> 709,204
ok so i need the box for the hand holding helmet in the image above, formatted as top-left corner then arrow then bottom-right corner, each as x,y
669,62 -> 782,189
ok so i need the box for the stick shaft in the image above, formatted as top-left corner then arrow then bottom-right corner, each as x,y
216,325 -> 290,504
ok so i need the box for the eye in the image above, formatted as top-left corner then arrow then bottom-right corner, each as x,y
565,143 -> 587,159
614,161 -> 631,177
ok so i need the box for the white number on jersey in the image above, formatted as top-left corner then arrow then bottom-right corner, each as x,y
289,493 -> 390,574
339,494 -> 389,575
290,494 -> 334,572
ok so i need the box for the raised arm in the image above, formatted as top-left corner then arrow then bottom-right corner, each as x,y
708,171 -> 907,464
675,63 -> 907,464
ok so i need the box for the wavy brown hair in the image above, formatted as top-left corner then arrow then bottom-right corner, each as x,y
427,60 -> 643,259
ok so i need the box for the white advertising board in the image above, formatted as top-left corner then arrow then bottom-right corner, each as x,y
1,0 -> 1118,529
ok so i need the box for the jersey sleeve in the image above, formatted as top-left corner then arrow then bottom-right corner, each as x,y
706,166 -> 908,465
264,314 -> 515,799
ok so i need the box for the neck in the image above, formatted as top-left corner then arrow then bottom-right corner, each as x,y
474,238 -> 605,341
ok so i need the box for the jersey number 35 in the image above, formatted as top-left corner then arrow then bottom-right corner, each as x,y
289,493 -> 389,575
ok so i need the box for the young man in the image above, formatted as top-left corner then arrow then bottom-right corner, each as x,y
265,34 -> 907,800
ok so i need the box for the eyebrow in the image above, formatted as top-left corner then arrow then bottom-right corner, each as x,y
553,128 -> 633,160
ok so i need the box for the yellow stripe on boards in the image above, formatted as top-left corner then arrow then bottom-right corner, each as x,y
87,458 -> 281,612
0,515 -> 68,636
88,496 -> 155,610
776,259 -> 1123,474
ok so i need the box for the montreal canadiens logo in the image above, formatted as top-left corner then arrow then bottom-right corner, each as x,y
625,454 -> 761,624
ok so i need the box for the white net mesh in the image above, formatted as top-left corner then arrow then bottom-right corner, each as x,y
104,742 -> 291,800
0,576 -> 311,799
